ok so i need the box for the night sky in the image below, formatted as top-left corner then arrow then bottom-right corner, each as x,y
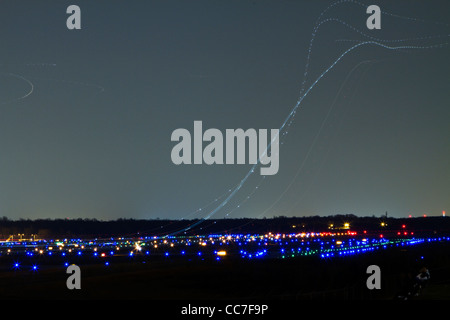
0,0 -> 448,220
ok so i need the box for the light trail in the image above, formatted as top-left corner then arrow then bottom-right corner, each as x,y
168,39 -> 448,236
0,63 -> 105,106
256,59 -> 376,219
167,1 -> 450,236
0,73 -> 34,105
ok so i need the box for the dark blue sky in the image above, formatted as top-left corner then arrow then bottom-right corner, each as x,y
0,0 -> 448,220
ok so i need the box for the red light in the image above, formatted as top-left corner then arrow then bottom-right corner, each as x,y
423,214 -> 427,218
404,232 -> 407,235
397,232 -> 401,235
408,215 -> 412,218
402,225 -> 406,228
380,234 -> 383,238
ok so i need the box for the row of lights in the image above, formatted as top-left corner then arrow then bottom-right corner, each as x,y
4,232 -> 450,271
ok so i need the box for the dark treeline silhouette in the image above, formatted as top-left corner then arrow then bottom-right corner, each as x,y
0,215 -> 449,239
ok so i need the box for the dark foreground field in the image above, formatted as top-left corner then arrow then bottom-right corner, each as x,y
1,240 -> 449,301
